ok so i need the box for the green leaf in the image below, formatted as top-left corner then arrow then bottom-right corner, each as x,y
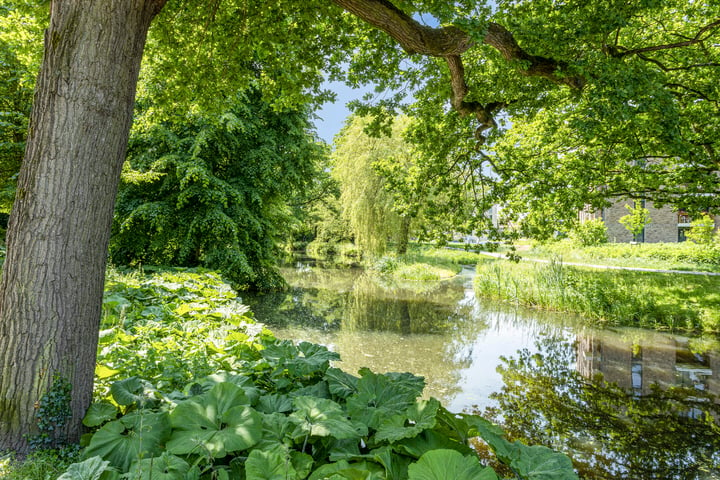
257,394 -> 293,414
127,452 -> 190,480
110,377 -> 152,406
95,364 -> 121,380
407,449 -> 498,480
308,460 -> 385,480
374,398 -> 439,444
245,449 -> 298,480
167,383 -> 263,457
463,415 -> 579,480
346,370 -> 423,430
83,401 -> 118,427
290,396 -> 365,440
57,456 -> 111,480
82,411 -> 171,471
395,430 -> 474,459
325,367 -> 358,398
368,446 -> 413,480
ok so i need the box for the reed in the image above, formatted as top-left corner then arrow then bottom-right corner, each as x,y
474,258 -> 720,333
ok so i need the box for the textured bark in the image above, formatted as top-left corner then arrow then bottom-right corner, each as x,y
0,0 -> 165,453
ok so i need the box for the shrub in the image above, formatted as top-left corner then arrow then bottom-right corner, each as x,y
685,213 -> 716,244
569,219 -> 608,247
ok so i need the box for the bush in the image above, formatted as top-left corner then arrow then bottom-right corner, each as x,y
568,219 -> 608,247
685,213 -> 716,244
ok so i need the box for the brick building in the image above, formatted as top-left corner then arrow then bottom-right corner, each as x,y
579,200 -> 717,243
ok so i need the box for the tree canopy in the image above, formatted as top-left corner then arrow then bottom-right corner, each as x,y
333,115 -> 414,256
112,88 -> 325,290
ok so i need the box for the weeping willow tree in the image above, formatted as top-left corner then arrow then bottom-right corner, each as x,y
332,115 -> 414,256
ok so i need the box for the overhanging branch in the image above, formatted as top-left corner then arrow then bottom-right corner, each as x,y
331,0 -> 584,140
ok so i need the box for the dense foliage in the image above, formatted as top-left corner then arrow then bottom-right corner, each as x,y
0,3 -> 44,215
567,219 -> 608,247
531,240 -> 720,270
110,89 -> 326,290
332,116 -> 415,256
356,0 -> 720,240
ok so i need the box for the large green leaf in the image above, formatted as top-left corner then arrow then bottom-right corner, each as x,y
407,449 -> 498,480
395,430 -> 474,459
166,383 -> 262,457
464,415 -> 579,480
82,411 -> 171,471
368,446 -> 413,480
127,452 -> 190,480
325,367 -> 359,399
290,396 -> 365,441
255,412 -> 295,451
346,370 -> 423,430
374,398 -> 439,444
245,449 -> 299,480
256,394 -> 294,414
57,456 -> 111,480
110,377 -> 146,406
83,401 -> 118,427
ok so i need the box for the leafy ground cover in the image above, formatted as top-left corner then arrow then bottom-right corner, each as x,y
474,258 -> 720,333
2,267 -> 578,480
517,240 -> 720,272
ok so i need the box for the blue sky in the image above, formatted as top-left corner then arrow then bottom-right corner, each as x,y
312,80 -> 372,144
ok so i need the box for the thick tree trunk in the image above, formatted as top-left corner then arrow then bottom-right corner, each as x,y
0,0 -> 164,453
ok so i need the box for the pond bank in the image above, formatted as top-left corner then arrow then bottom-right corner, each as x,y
473,256 -> 720,333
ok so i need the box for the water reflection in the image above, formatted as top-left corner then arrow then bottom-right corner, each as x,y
485,334 -> 720,479
242,260 -> 720,478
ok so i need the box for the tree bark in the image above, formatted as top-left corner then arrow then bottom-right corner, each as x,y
0,0 -> 165,453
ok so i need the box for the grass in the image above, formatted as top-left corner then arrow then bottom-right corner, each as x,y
474,257 -> 720,333
371,244 -> 483,281
514,240 -> 720,272
0,448 -> 78,480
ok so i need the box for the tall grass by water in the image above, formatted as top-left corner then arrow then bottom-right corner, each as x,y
474,258 -> 720,333
527,240 -> 720,272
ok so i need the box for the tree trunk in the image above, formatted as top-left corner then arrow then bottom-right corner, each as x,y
396,216 -> 411,255
0,0 -> 165,453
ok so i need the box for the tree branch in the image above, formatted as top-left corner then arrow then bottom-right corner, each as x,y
331,0 -> 584,140
612,19 -> 720,58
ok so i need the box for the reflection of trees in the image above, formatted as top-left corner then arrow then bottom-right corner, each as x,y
244,265 -> 492,405
343,274 -> 466,334
483,336 -> 720,479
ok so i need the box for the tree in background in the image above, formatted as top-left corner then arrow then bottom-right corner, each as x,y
619,202 -> 652,242
0,4 -> 45,219
333,115 -> 414,256
111,89 -> 325,290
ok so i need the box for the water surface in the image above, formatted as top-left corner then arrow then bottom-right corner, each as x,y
243,260 -> 720,479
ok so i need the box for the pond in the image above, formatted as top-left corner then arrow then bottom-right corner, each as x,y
242,259 -> 720,479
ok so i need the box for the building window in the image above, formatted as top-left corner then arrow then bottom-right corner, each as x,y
678,227 -> 689,242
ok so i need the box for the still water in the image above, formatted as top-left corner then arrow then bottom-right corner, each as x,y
243,260 -> 720,479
